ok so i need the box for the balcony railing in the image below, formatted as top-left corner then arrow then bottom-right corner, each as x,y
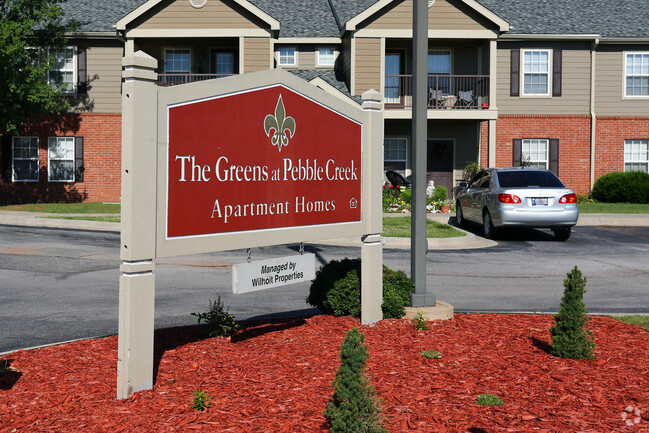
384,74 -> 489,109
155,73 -> 234,86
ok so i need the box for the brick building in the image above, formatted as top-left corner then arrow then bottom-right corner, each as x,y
1,0 -> 647,203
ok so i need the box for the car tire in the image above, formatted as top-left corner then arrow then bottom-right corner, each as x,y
553,227 -> 571,241
456,202 -> 467,228
482,210 -> 496,239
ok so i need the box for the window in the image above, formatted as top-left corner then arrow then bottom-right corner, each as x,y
48,137 -> 75,182
164,49 -> 191,74
428,50 -> 452,93
278,47 -> 296,66
12,137 -> 39,181
384,52 -> 402,104
317,47 -> 335,66
625,140 -> 649,172
522,49 -> 550,95
48,47 -> 75,93
522,139 -> 549,169
625,53 -> 649,97
513,138 -> 559,176
212,52 -> 234,75
384,138 -> 408,176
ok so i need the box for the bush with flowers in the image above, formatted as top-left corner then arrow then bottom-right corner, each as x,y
383,182 -> 455,213
383,183 -> 410,212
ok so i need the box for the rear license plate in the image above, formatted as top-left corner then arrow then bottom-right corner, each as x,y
532,198 -> 548,206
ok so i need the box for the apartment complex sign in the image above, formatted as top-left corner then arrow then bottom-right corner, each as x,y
120,60 -> 383,400
165,85 -> 362,241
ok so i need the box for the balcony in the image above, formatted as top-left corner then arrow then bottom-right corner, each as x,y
384,75 -> 489,110
155,73 -> 234,87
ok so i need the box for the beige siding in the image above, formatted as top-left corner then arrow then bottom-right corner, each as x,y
299,48 -> 316,69
496,43 -> 591,115
82,45 -> 124,114
363,0 -> 495,31
244,37 -> 270,72
132,0 -> 263,30
595,46 -> 649,116
354,38 -> 381,95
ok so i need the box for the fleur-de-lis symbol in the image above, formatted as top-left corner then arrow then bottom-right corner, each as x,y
264,94 -> 296,152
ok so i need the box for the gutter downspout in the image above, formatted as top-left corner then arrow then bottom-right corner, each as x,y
590,37 -> 600,193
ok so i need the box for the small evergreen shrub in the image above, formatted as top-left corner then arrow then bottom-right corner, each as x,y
191,384 -> 211,411
324,328 -> 387,433
592,171 -> 649,204
413,311 -> 428,330
476,393 -> 504,406
191,296 -> 240,338
307,258 -> 415,319
550,266 -> 596,360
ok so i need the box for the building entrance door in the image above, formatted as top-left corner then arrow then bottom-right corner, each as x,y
427,139 -> 453,199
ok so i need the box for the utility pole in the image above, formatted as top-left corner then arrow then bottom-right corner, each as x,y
411,0 -> 435,307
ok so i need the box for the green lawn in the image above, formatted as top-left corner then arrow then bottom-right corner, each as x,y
0,202 -> 120,214
382,216 -> 465,238
577,202 -> 649,213
43,215 -> 121,223
611,315 -> 649,331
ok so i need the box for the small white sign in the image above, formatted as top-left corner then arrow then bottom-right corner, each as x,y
232,253 -> 316,294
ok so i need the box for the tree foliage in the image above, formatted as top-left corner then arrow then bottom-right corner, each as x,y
0,0 -> 77,134
324,328 -> 387,433
550,266 -> 596,360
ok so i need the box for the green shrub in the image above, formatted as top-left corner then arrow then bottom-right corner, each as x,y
433,185 -> 448,201
550,266 -> 596,360
191,384 -> 211,411
421,349 -> 443,359
307,258 -> 415,319
592,171 -> 649,203
191,296 -> 240,338
413,311 -> 428,330
324,328 -> 387,433
476,393 -> 504,406
399,188 -> 412,205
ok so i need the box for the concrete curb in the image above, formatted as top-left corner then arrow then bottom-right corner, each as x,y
1,211 -> 648,251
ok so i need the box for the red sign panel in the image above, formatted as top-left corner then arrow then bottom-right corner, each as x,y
167,85 -> 362,238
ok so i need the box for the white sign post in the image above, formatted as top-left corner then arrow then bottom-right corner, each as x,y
118,51 -> 384,399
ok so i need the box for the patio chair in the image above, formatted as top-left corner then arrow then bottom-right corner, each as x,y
458,90 -> 476,108
428,89 -> 446,108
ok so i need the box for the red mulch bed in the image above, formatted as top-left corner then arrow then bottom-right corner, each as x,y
1,314 -> 648,432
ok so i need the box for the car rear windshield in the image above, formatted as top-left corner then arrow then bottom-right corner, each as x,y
496,171 -> 565,188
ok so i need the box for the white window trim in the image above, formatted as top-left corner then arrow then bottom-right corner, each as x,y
521,48 -> 552,98
624,139 -> 649,172
624,51 -> 649,98
316,47 -> 336,67
277,47 -> 297,67
12,137 -> 39,182
163,47 -> 192,74
384,137 -> 409,179
522,138 -> 549,169
48,137 -> 75,182
47,47 -> 76,94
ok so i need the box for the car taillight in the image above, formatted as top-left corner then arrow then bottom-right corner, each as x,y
498,194 -> 521,204
559,193 -> 577,204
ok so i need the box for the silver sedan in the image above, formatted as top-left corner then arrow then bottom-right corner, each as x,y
455,168 -> 579,241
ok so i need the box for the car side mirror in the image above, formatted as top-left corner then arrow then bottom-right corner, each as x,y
459,181 -> 467,188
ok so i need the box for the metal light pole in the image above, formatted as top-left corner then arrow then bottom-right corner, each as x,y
411,0 -> 435,307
